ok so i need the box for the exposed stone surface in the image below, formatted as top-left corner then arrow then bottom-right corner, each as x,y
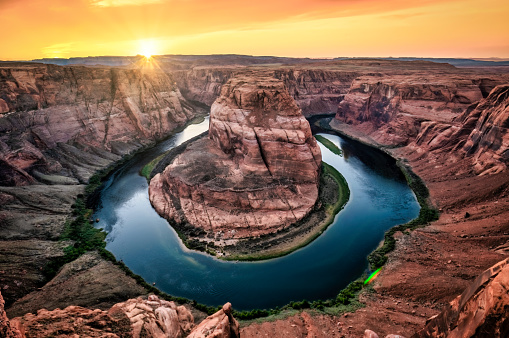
274,69 -> 359,116
0,63 -> 198,186
2,291 -> 238,338
333,75 -> 485,147
109,295 -> 194,338
0,62 -> 204,309
11,305 -> 131,337
461,85 -> 509,175
188,302 -> 239,338
0,291 -> 23,338
2,57 -> 509,337
413,258 -> 509,337
7,252 -> 147,318
150,76 -> 321,241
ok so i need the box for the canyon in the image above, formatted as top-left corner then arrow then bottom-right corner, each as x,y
0,56 -> 509,337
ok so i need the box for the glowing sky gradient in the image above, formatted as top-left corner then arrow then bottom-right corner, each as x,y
1,0 -> 508,60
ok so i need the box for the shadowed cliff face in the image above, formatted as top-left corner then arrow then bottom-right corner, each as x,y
171,68 -> 235,106
0,63 -> 198,185
274,69 -> 359,117
149,76 -> 321,241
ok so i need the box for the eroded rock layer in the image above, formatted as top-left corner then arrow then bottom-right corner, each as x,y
150,76 -> 321,240
1,291 -> 239,338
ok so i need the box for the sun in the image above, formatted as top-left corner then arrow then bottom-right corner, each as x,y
138,39 -> 158,59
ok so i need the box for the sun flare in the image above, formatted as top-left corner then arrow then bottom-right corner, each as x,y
139,39 -> 158,59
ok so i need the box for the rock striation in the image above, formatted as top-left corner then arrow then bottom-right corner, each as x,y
460,84 -> 509,175
149,76 -> 321,241
2,291 -> 239,338
188,302 -> 239,338
0,62 -> 203,308
333,75 -> 485,147
274,69 -> 359,117
0,63 -> 199,185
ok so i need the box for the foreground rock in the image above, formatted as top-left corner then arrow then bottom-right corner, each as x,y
2,291 -> 239,338
0,291 -> 22,338
150,76 -> 321,244
188,302 -> 239,338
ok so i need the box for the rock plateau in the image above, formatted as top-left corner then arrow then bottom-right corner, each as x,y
149,76 -> 321,243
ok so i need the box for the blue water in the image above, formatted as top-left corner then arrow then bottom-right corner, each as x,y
93,117 -> 420,310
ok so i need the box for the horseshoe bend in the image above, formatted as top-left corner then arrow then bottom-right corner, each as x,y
148,76 -> 333,258
0,56 -> 509,337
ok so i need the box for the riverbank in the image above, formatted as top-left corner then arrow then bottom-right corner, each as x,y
145,130 -> 350,261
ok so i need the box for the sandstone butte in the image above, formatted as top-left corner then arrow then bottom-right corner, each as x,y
149,76 -> 322,241
1,57 -> 509,337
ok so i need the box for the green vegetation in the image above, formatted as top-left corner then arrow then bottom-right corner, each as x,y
315,134 -> 342,156
140,115 -> 206,180
235,278 -> 366,322
367,162 -> 439,269
322,162 -> 349,215
140,153 -> 166,179
42,158 -> 135,279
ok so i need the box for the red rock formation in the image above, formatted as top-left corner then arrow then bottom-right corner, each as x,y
109,295 -> 194,338
0,291 -> 23,338
461,85 -> 509,175
333,75 -> 484,147
0,63 -> 202,307
149,76 -> 321,241
413,258 -> 509,337
188,302 -> 239,338
274,69 -> 359,116
5,291 -> 239,338
171,68 -> 235,106
0,63 -> 198,185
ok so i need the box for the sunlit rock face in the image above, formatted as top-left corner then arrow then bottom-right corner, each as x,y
333,75 -> 485,147
149,76 -> 321,240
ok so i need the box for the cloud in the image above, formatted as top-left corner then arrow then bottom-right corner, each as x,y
90,0 -> 165,7
42,42 -> 75,58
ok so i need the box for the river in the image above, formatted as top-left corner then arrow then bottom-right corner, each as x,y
93,117 -> 420,310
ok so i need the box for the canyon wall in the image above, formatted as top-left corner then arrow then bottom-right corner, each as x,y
0,63 -> 199,185
274,69 -> 359,116
149,76 -> 321,242
0,63 -> 202,309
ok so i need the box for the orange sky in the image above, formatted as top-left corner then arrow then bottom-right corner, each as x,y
1,0 -> 509,60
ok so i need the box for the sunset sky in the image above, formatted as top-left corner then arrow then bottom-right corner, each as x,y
1,0 -> 509,60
